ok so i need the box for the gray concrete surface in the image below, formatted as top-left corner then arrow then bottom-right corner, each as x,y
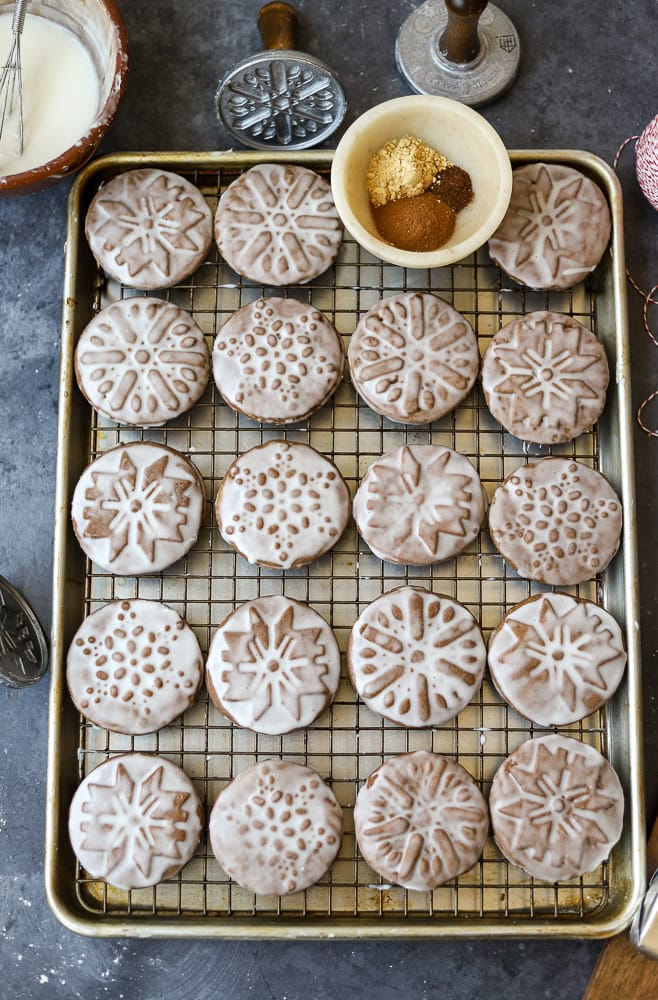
1,1 -> 657,997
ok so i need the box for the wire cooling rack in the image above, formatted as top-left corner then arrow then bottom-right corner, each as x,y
72,162 -> 615,927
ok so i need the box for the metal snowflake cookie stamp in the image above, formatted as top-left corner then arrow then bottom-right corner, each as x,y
0,576 -> 48,687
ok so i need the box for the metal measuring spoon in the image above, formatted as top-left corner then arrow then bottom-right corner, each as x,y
0,575 -> 48,687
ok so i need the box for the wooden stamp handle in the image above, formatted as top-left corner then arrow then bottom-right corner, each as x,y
439,0 -> 488,64
258,2 -> 298,51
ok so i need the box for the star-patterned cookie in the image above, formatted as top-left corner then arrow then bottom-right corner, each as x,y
488,457 -> 622,585
353,445 -> 486,565
348,292 -> 479,424
354,751 -> 489,891
71,442 -> 205,576
348,587 -> 486,727
489,734 -> 624,882
488,594 -> 627,727
481,312 -> 609,444
75,298 -> 210,427
215,163 -> 343,285
206,595 -> 341,735
488,163 -> 611,291
69,753 -> 204,890
85,169 -> 213,290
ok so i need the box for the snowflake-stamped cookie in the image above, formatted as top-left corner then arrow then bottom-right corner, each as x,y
206,595 -> 341,735
69,753 -> 204,890
489,734 -> 624,882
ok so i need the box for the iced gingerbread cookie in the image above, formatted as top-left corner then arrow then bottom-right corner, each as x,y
488,163 -> 611,291
487,593 -> 627,727
213,297 -> 344,423
215,440 -> 350,569
488,457 -> 622,585
353,444 -> 486,565
71,442 -> 205,576
69,753 -> 204,890
489,734 -> 624,881
67,599 -> 204,734
206,595 -> 341,735
481,311 -> 609,444
354,751 -> 489,891
348,587 -> 486,727
209,760 -> 343,895
215,163 -> 343,285
75,298 -> 210,426
85,168 -> 213,290
348,292 -> 479,424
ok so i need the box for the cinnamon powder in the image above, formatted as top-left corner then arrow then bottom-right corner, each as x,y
372,193 -> 456,252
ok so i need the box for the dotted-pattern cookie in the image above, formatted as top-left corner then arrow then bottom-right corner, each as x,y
215,440 -> 350,569
71,442 -> 205,576
209,760 -> 343,896
489,734 -> 624,882
215,163 -> 343,286
488,163 -> 611,291
488,457 -> 622,586
348,292 -> 479,424
354,751 -> 489,891
85,169 -> 213,290
481,311 -> 609,444
69,753 -> 204,890
487,594 -> 627,727
75,298 -> 210,427
206,595 -> 341,735
213,297 -> 344,423
348,587 -> 486,727
67,599 -> 204,735
353,444 -> 486,566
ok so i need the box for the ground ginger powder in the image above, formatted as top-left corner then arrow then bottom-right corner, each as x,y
366,135 -> 450,207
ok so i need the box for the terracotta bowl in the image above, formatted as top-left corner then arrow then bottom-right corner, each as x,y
0,0 -> 128,196
331,95 -> 512,269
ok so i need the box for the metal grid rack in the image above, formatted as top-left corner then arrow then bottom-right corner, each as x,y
74,164 -> 611,925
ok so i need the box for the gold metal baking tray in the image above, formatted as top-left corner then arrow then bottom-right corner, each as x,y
46,150 -> 644,938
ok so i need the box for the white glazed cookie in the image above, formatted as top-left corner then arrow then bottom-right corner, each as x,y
85,168 -> 213,290
487,594 -> 627,727
354,751 -> 489,891
353,444 -> 486,565
489,734 -> 624,882
75,298 -> 210,427
215,163 -> 343,285
348,587 -> 486,727
67,599 -> 204,734
206,595 -> 341,735
209,760 -> 343,895
215,440 -> 350,569
69,753 -> 204,890
71,442 -> 205,576
348,292 -> 479,424
481,311 -> 609,444
488,457 -> 622,586
213,297 -> 344,423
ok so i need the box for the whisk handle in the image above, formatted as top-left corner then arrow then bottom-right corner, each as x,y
12,0 -> 29,36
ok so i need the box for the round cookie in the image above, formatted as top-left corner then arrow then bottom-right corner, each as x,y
354,751 -> 489,891
209,760 -> 343,896
206,595 -> 341,735
481,311 -> 609,444
215,440 -> 350,569
348,292 -> 479,424
71,442 -> 205,576
213,297 -> 344,424
488,457 -> 622,586
489,734 -> 624,882
353,444 -> 486,565
75,298 -> 210,427
85,168 -> 213,290
487,594 -> 627,727
215,163 -> 343,286
69,753 -> 204,890
488,163 -> 611,291
348,587 -> 486,727
67,599 -> 204,735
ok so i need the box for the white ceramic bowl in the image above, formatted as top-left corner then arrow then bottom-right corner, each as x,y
331,95 -> 512,269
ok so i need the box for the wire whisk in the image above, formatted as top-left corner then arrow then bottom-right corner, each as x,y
0,0 -> 28,156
